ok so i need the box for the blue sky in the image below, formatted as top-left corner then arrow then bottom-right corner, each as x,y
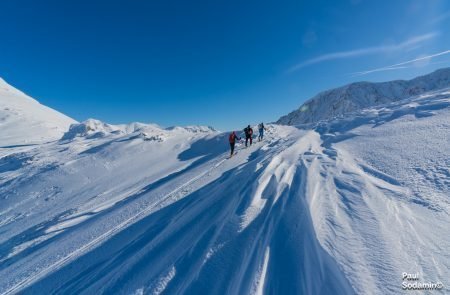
1,0 -> 449,130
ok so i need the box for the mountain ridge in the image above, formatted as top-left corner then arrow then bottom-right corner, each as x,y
277,67 -> 450,125
0,78 -> 218,146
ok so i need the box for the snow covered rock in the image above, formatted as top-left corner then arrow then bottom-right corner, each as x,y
61,119 -> 217,142
277,67 -> 450,125
61,119 -> 127,140
165,125 -> 217,133
0,78 -> 76,146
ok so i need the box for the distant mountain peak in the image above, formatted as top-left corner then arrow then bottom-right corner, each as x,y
0,77 -> 76,146
277,67 -> 450,126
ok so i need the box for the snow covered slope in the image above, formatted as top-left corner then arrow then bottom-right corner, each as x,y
277,67 -> 450,125
0,78 -> 76,147
308,88 -> 450,294
0,86 -> 449,294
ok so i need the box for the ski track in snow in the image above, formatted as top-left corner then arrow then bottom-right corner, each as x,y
0,88 -> 449,294
1,150 -> 229,294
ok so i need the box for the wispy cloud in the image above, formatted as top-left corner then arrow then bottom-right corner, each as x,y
287,32 -> 438,73
351,50 -> 450,76
430,10 -> 450,24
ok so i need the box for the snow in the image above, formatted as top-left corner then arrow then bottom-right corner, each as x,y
150,266 -> 176,295
0,73 -> 449,294
0,78 -> 76,146
303,88 -> 450,294
252,247 -> 270,295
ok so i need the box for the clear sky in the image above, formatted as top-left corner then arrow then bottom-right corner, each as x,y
1,0 -> 449,130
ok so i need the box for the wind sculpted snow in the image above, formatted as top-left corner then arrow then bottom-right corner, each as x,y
0,88 -> 449,294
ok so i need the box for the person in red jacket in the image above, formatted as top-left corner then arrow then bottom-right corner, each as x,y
228,131 -> 241,157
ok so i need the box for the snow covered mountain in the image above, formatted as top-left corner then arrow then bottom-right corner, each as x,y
0,78 -> 449,294
0,78 -> 76,146
277,67 -> 450,125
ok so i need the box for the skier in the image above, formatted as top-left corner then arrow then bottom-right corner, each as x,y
228,131 -> 241,158
243,125 -> 253,147
258,122 -> 267,141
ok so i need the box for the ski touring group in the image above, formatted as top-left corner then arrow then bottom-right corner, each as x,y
228,123 -> 267,158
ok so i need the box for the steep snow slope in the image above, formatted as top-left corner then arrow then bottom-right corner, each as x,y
0,78 -> 76,146
277,67 -> 450,125
0,88 -> 449,294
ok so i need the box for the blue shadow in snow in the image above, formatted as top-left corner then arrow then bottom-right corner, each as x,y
178,133 -> 229,163
0,153 -> 32,173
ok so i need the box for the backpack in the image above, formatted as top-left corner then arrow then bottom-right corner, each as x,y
229,133 -> 236,143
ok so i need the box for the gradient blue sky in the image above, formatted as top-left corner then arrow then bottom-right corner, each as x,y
1,0 -> 449,130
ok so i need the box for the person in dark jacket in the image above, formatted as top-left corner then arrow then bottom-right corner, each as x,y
243,125 -> 253,147
228,131 -> 241,157
258,122 -> 266,141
